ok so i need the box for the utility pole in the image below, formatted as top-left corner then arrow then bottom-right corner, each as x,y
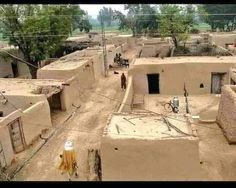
184,83 -> 190,114
100,12 -> 108,77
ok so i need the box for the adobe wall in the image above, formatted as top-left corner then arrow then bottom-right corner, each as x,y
118,76 -> 133,112
0,49 -> 30,78
140,43 -> 171,58
210,34 -> 236,48
0,94 -> 46,116
101,136 -> 203,180
0,95 -> 52,146
0,111 -> 20,166
111,36 -> 129,46
61,76 -> 80,111
216,85 -> 236,143
21,101 -> 52,145
228,45 -> 236,55
37,59 -> 95,89
91,53 -> 104,80
0,60 -> 13,78
17,63 -> 31,79
130,62 -> 234,95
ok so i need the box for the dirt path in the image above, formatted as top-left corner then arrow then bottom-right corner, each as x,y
13,69 -> 127,181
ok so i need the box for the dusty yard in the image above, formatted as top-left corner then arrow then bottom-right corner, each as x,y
13,68 -> 127,181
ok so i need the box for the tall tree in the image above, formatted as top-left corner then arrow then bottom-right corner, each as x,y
113,4 -> 158,37
97,7 -> 114,27
200,4 -> 236,32
0,5 -> 91,78
159,4 -> 194,48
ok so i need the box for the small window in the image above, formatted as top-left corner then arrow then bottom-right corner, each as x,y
200,83 -> 204,88
114,147 -> 118,151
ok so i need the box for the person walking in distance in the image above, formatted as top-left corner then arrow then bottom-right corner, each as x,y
121,73 -> 127,91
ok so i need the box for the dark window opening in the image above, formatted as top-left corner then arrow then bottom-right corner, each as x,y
114,148 -> 118,151
200,83 -> 204,88
147,74 -> 160,94
11,63 -> 19,78
0,111 -> 3,117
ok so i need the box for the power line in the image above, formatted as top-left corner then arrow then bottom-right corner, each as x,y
0,14 -> 236,18
0,49 -> 38,69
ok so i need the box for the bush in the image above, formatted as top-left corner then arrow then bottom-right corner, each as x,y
190,28 -> 200,34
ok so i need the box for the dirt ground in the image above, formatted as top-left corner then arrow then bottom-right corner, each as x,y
135,94 -> 236,181
13,68 -> 128,181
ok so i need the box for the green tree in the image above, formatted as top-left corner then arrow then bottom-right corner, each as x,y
113,4 -> 158,37
200,4 -> 236,32
0,4 -> 91,78
159,5 -> 194,48
97,7 -> 114,27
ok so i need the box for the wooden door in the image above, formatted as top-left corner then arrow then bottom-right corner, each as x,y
8,118 -> 26,153
0,142 -> 7,169
211,73 -> 223,94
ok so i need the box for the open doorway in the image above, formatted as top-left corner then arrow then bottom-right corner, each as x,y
11,62 -> 19,78
211,73 -> 226,94
147,74 -> 160,94
47,92 -> 62,112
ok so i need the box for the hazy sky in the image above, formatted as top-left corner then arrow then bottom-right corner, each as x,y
80,4 -> 127,18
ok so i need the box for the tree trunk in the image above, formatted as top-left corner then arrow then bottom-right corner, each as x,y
172,35 -> 178,48
28,65 -> 38,79
132,29 -> 136,37
24,54 -> 38,79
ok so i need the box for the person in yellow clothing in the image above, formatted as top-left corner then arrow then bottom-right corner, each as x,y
59,141 -> 78,181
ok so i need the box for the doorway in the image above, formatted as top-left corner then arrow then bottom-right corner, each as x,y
47,92 -> 62,112
11,62 -> 19,78
8,118 -> 26,153
147,74 -> 160,94
211,73 -> 226,94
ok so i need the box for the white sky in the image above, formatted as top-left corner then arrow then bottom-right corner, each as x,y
80,4 -> 127,18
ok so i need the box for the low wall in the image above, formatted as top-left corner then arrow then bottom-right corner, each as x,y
131,62 -> 234,95
0,60 -> 13,78
92,53 -> 104,80
0,110 -> 21,166
101,136 -> 202,180
61,76 -> 79,111
0,125 -> 14,167
140,43 -> 171,57
0,94 -> 46,117
118,76 -> 133,112
21,100 -> 52,145
17,63 -> 31,79
216,85 -> 236,143
210,34 -> 236,48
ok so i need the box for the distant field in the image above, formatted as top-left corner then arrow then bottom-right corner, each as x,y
193,23 -> 211,31
72,25 -> 132,36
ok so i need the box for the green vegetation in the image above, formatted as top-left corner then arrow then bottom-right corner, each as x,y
159,4 -> 196,48
97,7 -> 114,27
0,3 -> 235,79
0,5 -> 91,78
199,4 -> 236,31
113,4 -> 158,37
